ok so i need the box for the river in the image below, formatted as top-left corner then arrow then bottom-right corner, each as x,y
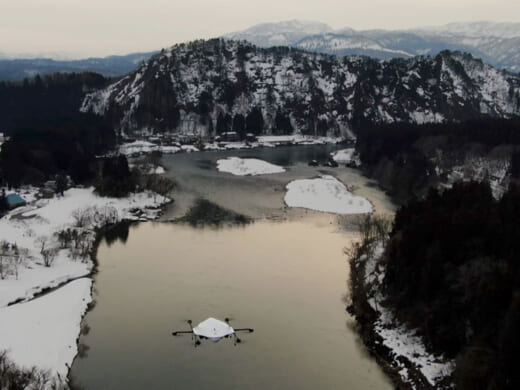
70,145 -> 395,389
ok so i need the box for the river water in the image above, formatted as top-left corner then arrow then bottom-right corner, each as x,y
70,145 -> 395,389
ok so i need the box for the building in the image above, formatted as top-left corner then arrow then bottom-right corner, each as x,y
6,193 -> 27,209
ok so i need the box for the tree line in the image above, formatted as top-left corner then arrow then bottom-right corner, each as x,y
383,181 -> 520,388
355,118 -> 520,202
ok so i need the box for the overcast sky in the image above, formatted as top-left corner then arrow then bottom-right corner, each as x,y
1,0 -> 519,58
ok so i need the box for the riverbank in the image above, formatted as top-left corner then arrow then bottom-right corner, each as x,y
0,187 -> 171,387
348,238 -> 454,389
119,135 -> 347,157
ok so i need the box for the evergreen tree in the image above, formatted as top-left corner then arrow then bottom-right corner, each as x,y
246,107 -> 264,135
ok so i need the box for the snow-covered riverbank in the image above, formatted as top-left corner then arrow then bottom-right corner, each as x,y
350,242 -> 454,389
0,187 -> 170,386
0,278 -> 93,379
119,135 -> 345,156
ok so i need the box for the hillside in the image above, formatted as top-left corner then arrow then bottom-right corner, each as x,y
80,39 -> 520,138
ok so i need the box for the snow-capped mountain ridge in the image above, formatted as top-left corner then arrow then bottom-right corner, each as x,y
415,21 -> 520,39
80,39 -> 520,137
225,20 -> 520,72
223,20 -> 333,49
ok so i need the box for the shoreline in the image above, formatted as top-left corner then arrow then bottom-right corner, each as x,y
118,135 -> 349,157
347,241 -> 454,389
0,187 -> 172,387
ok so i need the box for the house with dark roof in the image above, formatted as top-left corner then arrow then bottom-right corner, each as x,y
6,193 -> 27,209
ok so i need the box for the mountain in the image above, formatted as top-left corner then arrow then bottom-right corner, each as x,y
225,21 -> 520,72
0,52 -> 157,81
80,39 -> 520,137
223,20 -> 333,47
415,21 -> 520,39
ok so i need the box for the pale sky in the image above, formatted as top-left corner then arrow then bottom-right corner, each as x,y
1,0 -> 519,58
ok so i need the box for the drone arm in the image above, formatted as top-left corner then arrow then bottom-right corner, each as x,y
234,328 -> 254,333
172,330 -> 194,336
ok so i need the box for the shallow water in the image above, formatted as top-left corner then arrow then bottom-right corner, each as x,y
159,145 -> 395,220
70,145 -> 395,389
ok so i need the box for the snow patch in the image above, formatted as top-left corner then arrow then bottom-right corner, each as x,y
0,278 -> 92,379
284,175 -> 372,214
330,148 -> 359,165
216,157 -> 285,176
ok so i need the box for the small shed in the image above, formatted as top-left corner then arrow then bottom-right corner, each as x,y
6,193 -> 27,209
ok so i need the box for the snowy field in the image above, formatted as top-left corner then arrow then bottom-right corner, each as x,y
0,186 -> 170,386
216,157 -> 285,176
0,187 -> 168,307
0,278 -> 92,379
284,175 -> 373,214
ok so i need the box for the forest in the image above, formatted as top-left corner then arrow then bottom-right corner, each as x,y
0,115 -> 116,188
355,118 -> 520,202
383,181 -> 520,389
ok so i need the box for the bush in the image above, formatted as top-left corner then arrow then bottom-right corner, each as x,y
176,198 -> 252,227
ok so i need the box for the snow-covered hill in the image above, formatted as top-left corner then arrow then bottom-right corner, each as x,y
81,39 -> 520,137
223,20 -> 333,48
415,21 -> 520,39
225,20 -> 520,72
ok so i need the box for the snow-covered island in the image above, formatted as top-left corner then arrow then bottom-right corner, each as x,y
0,187 -> 170,385
216,157 -> 285,176
284,175 -> 373,214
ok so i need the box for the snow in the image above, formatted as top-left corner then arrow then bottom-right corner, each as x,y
193,317 -> 234,340
151,166 -> 165,175
284,175 -> 372,214
0,187 -> 170,385
118,136 -> 346,157
119,141 -> 181,156
216,157 -> 285,176
0,187 -> 169,308
0,278 -> 92,380
257,135 -> 343,145
330,148 -> 358,165
362,244 -> 455,387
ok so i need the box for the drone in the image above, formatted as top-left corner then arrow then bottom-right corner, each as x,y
172,317 -> 254,346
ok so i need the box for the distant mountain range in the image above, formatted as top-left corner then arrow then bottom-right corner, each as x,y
2,20 -> 520,82
225,20 -> 520,72
0,52 -> 157,81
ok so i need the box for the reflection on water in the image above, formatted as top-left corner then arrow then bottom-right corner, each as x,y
71,217 -> 392,389
102,222 -> 131,247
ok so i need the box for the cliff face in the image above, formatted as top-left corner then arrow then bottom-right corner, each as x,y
81,39 -> 520,137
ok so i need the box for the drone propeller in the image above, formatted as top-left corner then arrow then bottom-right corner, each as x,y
171,319 -> 195,338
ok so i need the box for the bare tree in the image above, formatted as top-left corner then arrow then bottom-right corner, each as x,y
41,247 -> 59,267
0,241 -> 25,280
72,208 -> 92,228
36,236 -> 47,254
146,174 -> 176,202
